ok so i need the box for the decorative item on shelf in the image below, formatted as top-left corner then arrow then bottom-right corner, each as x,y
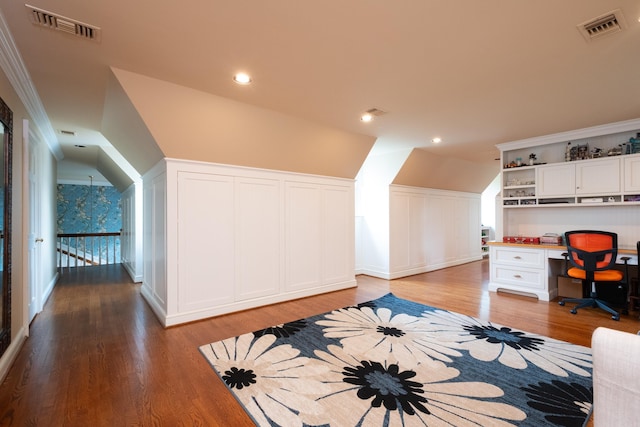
630,133 -> 640,154
590,147 -> 603,158
516,157 -> 522,166
528,153 -> 537,165
503,236 -> 541,244
607,145 -> 622,156
568,143 -> 589,161
540,233 -> 562,245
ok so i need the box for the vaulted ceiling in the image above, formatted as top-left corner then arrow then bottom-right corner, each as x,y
0,1 -> 638,186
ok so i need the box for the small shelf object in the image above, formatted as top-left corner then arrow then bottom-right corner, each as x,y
481,226 -> 491,257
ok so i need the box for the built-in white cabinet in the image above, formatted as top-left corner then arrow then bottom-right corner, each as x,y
500,119 -> 640,208
387,186 -> 482,279
624,155 -> 640,193
142,159 -> 357,327
496,118 -> 640,249
481,226 -> 490,256
537,163 -> 575,197
488,245 -> 552,301
575,158 -> 621,195
536,158 -> 621,199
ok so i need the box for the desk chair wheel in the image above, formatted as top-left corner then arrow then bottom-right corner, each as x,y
559,301 -> 565,306
612,314 -> 620,321
570,308 -> 577,314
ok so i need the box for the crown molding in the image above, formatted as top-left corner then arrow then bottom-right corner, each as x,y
496,118 -> 640,151
0,8 -> 63,160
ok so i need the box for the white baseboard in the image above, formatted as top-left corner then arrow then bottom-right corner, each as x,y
0,326 -> 27,384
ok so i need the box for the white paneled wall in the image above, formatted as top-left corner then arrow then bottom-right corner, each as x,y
121,182 -> 143,283
141,162 -> 168,321
388,186 -> 482,278
142,159 -> 356,326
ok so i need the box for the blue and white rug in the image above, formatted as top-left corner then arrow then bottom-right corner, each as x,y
200,293 -> 592,426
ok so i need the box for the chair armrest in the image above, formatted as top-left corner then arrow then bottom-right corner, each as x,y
592,327 -> 640,426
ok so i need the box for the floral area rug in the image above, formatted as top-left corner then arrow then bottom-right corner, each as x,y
199,293 -> 592,426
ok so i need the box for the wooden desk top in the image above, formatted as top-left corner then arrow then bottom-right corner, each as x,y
487,241 -> 637,255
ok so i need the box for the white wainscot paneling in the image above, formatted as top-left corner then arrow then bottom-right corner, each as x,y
426,194 -> 458,267
390,191 -> 427,273
142,166 -> 168,319
177,172 -> 235,312
285,182 -> 322,291
322,185 -> 354,284
235,177 -> 281,300
389,186 -> 481,278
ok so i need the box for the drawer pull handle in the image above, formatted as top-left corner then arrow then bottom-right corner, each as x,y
514,274 -> 522,279
513,256 -> 522,260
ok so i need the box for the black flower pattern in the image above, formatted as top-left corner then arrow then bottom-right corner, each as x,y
377,325 -> 405,337
253,319 -> 307,338
343,361 -> 429,416
522,380 -> 592,427
222,367 -> 257,390
464,324 -> 545,351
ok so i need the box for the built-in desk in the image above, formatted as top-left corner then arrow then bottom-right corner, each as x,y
487,242 -> 638,301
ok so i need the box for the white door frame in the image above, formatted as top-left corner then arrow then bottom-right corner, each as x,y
23,119 -> 42,328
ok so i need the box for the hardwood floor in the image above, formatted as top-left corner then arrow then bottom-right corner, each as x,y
0,260 -> 637,426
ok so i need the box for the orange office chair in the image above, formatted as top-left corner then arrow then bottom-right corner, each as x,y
558,230 -> 628,321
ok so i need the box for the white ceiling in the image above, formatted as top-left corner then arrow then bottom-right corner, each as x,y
1,1 -> 639,180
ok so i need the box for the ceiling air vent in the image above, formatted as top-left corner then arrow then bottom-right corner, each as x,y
577,9 -> 626,42
365,108 -> 387,117
25,4 -> 101,42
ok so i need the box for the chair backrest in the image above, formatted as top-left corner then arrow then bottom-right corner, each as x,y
564,230 -> 618,275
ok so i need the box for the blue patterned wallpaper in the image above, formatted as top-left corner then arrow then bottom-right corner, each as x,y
57,184 -> 122,264
57,184 -> 122,233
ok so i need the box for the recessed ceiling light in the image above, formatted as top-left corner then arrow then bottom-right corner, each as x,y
361,113 -> 373,122
74,144 -> 86,148
431,137 -> 442,144
233,73 -> 252,85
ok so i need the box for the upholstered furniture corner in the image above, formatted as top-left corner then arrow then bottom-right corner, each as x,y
592,327 -> 640,426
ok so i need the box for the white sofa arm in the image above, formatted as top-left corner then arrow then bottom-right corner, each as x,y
592,327 -> 640,426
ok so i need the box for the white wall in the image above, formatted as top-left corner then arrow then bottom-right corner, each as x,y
503,205 -> 640,249
141,159 -> 357,326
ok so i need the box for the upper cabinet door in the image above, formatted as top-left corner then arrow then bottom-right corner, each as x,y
624,155 -> 640,192
575,158 -> 621,195
536,163 -> 575,197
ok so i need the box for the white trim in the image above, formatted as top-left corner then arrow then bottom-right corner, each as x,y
497,118 -> 640,151
0,8 -> 62,159
0,326 -> 27,384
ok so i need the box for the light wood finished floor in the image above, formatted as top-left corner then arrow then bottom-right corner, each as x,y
1,260 -> 637,426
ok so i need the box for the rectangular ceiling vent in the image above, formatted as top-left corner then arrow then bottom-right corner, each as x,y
25,4 -> 101,42
578,9 -> 626,42
365,108 -> 387,117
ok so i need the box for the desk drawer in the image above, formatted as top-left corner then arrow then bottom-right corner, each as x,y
493,265 -> 545,290
492,247 -> 545,268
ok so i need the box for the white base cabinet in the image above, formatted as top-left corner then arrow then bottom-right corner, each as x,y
488,245 -> 557,301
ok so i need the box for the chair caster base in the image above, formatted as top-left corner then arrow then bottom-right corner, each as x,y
559,301 -> 565,306
612,315 -> 620,321
570,309 -> 577,314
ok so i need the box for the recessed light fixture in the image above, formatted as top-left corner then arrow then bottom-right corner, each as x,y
233,72 -> 252,85
74,144 -> 86,148
361,113 -> 374,122
432,137 -> 442,144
